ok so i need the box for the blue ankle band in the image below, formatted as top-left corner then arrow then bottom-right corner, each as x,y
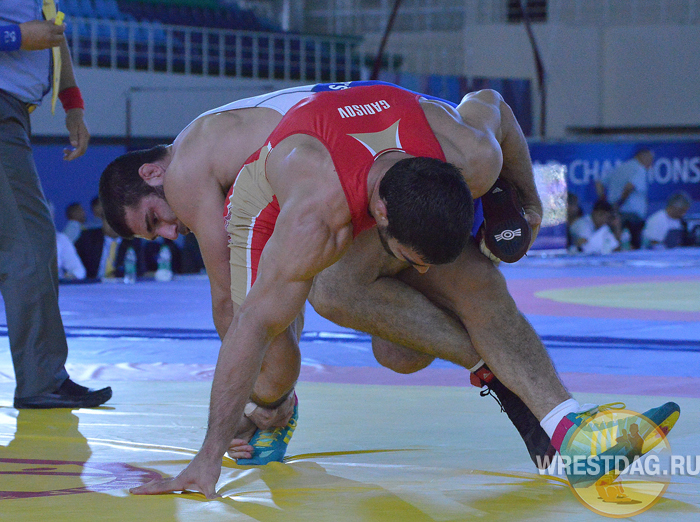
1,25 -> 22,52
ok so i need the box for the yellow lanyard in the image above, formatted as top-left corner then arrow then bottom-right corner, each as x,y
42,0 -> 61,114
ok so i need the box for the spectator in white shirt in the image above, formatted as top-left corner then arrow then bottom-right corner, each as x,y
62,202 -> 86,243
56,231 -> 86,280
643,192 -> 692,249
569,199 -> 621,254
596,149 -> 654,249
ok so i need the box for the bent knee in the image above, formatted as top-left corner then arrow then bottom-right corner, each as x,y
309,273 -> 351,324
372,337 -> 435,374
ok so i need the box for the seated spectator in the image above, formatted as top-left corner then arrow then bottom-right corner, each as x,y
569,199 -> 621,254
596,148 -> 654,249
56,231 -> 87,281
86,195 -> 105,229
75,219 -> 146,280
567,192 -> 584,251
62,202 -> 87,243
48,201 -> 86,280
643,191 -> 692,249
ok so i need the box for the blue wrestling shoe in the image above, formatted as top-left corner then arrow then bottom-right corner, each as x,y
237,398 -> 298,465
554,402 -> 680,487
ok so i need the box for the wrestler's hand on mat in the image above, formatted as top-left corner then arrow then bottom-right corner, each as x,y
130,453 -> 222,499
246,393 -> 296,430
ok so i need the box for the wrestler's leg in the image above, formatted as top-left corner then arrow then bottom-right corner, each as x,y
400,238 -> 571,421
226,309 -> 302,459
251,310 -> 302,406
309,228 -> 481,372
311,228 -> 556,467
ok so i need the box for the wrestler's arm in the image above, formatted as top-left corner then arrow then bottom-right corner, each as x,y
166,154 -> 233,340
456,90 -> 542,242
192,196 -> 234,340
131,199 -> 352,498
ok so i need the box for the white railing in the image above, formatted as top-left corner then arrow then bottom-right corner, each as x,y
65,17 -> 362,83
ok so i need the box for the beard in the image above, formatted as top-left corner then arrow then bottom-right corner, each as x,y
152,184 -> 166,200
376,225 -> 397,258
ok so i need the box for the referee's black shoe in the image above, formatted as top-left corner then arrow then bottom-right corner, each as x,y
14,379 -> 112,409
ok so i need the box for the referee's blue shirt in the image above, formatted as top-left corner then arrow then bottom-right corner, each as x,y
0,0 -> 55,105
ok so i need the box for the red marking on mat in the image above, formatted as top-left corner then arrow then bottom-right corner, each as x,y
0,459 -> 161,499
507,276 -> 700,321
299,366 -> 700,398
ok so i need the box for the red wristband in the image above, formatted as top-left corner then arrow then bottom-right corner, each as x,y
58,86 -> 85,111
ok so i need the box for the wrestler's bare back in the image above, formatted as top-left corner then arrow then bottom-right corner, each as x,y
167,107 -> 285,221
158,106 -> 286,336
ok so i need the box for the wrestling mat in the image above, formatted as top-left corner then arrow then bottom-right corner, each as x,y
1,248 -> 699,521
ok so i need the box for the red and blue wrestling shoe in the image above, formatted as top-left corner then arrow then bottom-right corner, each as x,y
553,401 -> 680,487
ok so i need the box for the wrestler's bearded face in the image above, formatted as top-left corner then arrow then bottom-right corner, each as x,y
377,225 -> 396,258
376,225 -> 430,273
123,187 -> 190,240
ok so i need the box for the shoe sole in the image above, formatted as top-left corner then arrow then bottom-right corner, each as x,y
480,178 -> 531,263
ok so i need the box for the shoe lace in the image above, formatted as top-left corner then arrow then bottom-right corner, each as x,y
254,415 -> 298,449
575,402 -> 626,420
255,428 -> 283,448
480,387 -> 504,413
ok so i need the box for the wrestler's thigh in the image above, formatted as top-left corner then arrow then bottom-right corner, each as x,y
397,238 -> 511,314
311,227 -> 407,298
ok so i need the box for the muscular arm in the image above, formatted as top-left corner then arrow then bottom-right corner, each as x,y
132,188 -> 352,497
194,199 -> 234,340
456,90 -> 542,241
167,157 -> 233,339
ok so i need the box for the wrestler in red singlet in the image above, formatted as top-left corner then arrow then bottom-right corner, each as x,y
267,84 -> 446,236
226,84 -> 462,301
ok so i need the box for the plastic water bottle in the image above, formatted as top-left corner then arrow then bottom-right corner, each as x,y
620,228 -> 632,251
154,244 -> 173,282
123,246 -> 137,284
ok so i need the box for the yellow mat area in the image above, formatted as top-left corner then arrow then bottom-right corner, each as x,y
1,381 -> 698,521
535,280 -> 700,312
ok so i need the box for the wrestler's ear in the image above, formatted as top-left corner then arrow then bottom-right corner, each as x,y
138,163 -> 165,187
373,198 -> 389,226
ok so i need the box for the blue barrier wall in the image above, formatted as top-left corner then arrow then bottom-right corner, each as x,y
530,141 -> 700,215
34,144 -> 127,229
35,140 -> 700,246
